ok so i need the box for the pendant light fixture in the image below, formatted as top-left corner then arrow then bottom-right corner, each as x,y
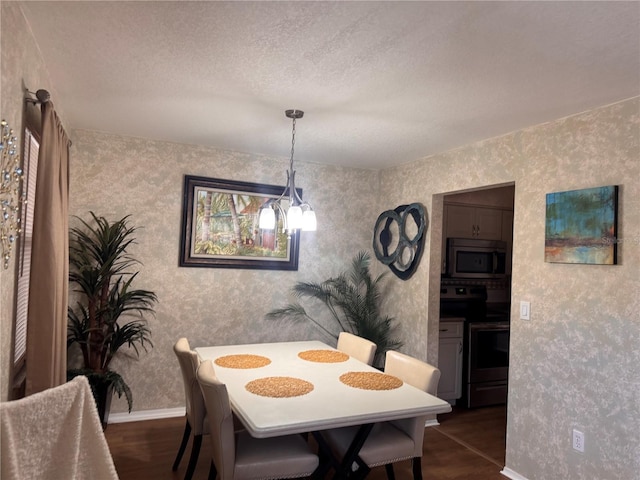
259,109 -> 316,234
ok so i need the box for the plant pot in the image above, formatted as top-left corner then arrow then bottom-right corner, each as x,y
69,371 -> 113,429
91,377 -> 113,429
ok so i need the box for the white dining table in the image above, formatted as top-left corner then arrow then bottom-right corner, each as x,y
196,340 -> 451,478
195,340 -> 451,434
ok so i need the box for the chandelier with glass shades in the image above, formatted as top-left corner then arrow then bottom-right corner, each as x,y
258,109 -> 317,234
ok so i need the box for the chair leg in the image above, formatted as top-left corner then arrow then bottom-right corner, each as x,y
354,458 -> 370,480
208,460 -> 217,480
184,434 -> 202,480
412,457 -> 423,480
384,463 -> 396,480
172,419 -> 192,471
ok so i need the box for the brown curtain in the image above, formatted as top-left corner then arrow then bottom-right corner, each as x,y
25,101 -> 70,395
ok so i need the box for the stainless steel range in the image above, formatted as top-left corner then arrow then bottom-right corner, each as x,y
440,282 -> 510,408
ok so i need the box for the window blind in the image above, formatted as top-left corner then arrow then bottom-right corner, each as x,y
13,128 -> 39,366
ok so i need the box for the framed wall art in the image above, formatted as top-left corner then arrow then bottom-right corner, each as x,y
179,175 -> 300,270
545,185 -> 618,265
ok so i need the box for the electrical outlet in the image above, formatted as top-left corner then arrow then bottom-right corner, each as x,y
572,429 -> 585,453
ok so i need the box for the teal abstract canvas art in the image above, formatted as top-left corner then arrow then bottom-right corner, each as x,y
545,185 -> 618,264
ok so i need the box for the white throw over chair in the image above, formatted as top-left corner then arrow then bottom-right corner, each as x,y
0,376 -> 118,480
322,350 -> 441,480
196,359 -> 319,480
173,337 -> 209,480
336,331 -> 377,365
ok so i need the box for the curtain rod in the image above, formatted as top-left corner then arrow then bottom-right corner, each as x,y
25,89 -> 51,105
24,89 -> 73,146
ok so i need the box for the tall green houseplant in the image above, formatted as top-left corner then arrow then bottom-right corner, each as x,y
267,251 -> 402,366
67,212 -> 157,422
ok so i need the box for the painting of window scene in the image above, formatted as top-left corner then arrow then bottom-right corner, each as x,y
545,185 -> 618,265
179,176 -> 300,270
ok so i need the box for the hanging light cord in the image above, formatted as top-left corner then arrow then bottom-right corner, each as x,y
287,111 -> 305,206
289,116 -> 297,173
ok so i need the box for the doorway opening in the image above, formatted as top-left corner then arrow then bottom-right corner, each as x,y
432,182 -> 515,466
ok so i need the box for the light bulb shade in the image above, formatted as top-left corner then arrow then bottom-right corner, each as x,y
259,207 -> 276,229
302,210 -> 317,231
287,205 -> 303,230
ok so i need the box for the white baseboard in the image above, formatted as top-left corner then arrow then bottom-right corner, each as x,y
500,467 -> 529,480
107,407 -> 185,424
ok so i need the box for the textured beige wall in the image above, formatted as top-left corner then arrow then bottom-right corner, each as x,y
507,100 -> 639,480
380,98 -> 639,480
68,129 -> 381,413
0,1 -> 66,401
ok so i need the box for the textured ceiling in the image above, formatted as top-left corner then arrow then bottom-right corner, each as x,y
18,1 -> 640,169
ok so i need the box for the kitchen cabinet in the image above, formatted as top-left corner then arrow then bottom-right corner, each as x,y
438,320 -> 464,403
445,204 -> 504,240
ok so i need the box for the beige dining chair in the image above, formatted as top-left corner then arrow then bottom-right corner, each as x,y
173,337 -> 209,480
323,350 -> 441,480
196,359 -> 319,480
336,331 -> 377,365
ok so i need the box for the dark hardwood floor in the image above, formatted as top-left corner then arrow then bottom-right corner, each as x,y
104,404 -> 507,480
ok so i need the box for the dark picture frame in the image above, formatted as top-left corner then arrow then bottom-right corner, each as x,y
179,175 -> 300,270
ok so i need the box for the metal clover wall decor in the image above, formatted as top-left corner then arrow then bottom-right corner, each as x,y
372,202 -> 427,280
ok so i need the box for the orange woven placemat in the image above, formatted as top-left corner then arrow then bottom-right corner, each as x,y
245,376 -> 314,398
298,349 -> 349,363
339,371 -> 403,390
214,354 -> 271,369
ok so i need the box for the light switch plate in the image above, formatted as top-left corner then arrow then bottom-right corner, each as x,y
520,301 -> 531,320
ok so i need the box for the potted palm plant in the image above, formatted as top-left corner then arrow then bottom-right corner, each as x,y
67,212 -> 157,425
266,251 -> 402,366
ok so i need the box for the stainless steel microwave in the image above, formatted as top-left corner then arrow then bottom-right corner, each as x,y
446,238 -> 507,278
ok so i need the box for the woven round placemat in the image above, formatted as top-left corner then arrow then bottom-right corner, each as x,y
245,376 -> 314,398
214,354 -> 271,369
339,371 -> 403,390
298,349 -> 349,363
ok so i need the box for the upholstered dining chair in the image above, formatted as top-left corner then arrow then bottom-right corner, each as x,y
323,350 -> 441,480
196,359 -> 320,480
336,331 -> 377,365
173,337 -> 209,480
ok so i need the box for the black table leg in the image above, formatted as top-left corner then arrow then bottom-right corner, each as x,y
312,423 -> 375,479
312,431 -> 339,478
337,424 -> 373,479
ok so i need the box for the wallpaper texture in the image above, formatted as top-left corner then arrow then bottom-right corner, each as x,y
2,2 -> 639,478
68,129 -> 381,415
0,1 -> 66,401
380,98 -> 639,480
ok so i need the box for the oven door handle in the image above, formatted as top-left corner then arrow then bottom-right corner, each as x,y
470,323 -> 510,330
